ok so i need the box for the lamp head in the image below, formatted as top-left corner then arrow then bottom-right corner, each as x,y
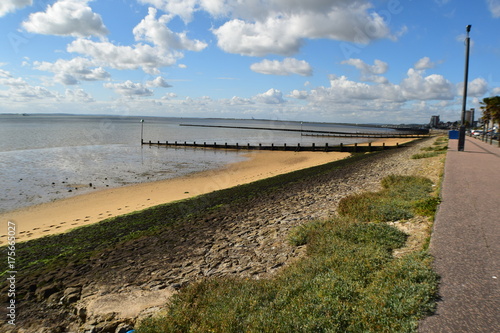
466,25 -> 471,33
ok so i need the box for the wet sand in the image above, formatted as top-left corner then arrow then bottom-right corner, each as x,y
0,138 -> 416,244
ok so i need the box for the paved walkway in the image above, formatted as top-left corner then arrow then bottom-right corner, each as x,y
419,136 -> 499,332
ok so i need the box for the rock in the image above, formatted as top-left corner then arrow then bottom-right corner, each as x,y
36,284 -> 60,300
115,323 -> 134,333
62,286 -> 82,305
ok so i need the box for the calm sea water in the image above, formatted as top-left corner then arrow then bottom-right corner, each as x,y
0,114 -> 394,213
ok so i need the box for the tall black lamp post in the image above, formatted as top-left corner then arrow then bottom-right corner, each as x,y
458,25 -> 471,151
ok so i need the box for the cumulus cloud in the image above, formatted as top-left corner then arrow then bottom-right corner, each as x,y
254,88 -> 285,104
457,77 -> 489,97
400,68 -> 455,100
250,58 -> 312,76
210,1 -> 393,56
0,0 -> 32,17
288,89 -> 309,100
67,39 -> 181,74
104,80 -> 154,97
222,96 -> 254,105
0,69 -> 13,78
341,58 -> 388,83
22,0 -> 108,37
34,57 -> 111,85
0,76 -> 58,101
133,8 -> 207,51
139,0 -> 198,23
67,8 -> 206,74
414,57 -> 436,70
309,75 -> 403,103
161,92 -> 178,100
146,76 -> 172,88
487,0 -> 500,17
65,88 -> 94,102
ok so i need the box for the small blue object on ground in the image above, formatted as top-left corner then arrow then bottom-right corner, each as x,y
448,130 -> 459,139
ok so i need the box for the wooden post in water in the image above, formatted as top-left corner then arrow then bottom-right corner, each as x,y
340,143 -> 343,152
140,119 -> 144,144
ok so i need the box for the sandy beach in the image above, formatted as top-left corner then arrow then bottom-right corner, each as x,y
0,138 -> 415,244
1,150 -> 351,244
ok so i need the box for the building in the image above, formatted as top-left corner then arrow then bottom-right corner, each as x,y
430,115 -> 440,128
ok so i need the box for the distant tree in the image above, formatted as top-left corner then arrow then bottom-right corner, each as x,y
480,96 -> 500,126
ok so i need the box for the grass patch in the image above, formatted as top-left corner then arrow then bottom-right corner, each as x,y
337,175 -> 437,222
411,152 -> 441,159
415,137 -> 448,158
137,220 -> 438,333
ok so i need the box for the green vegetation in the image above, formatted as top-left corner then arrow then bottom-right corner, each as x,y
411,136 -> 448,159
411,152 -> 440,159
137,219 -> 438,333
337,175 -> 438,222
137,175 -> 440,333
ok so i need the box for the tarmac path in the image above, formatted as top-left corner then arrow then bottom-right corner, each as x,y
419,136 -> 499,332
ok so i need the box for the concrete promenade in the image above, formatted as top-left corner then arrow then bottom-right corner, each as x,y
419,136 -> 499,332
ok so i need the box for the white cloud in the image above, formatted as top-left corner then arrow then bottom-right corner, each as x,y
146,76 -> 172,88
457,77 -> 489,97
0,76 -> 58,101
162,92 -> 178,100
0,69 -> 13,78
65,88 -> 94,102
491,87 -> 500,95
67,8 -> 206,74
104,80 -> 154,97
288,89 -> 309,100
0,0 -> 32,17
250,58 -> 312,76
133,1 -> 396,57
309,75 -> 403,103
487,0 -> 500,17
341,58 -> 388,83
254,88 -> 285,104
212,1 -> 393,56
22,0 -> 108,37
222,96 -> 254,105
133,8 -> 207,51
67,39 -> 182,74
413,57 -> 436,70
33,57 -> 111,85
139,0 -> 198,23
400,69 -> 455,100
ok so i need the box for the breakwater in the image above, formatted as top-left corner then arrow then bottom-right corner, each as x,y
142,140 -> 409,152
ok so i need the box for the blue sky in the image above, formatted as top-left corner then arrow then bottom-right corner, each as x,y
0,0 -> 499,124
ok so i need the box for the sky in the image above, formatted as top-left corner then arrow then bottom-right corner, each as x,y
0,0 -> 499,124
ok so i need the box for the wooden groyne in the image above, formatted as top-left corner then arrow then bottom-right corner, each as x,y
179,123 -> 429,138
141,140 -> 411,153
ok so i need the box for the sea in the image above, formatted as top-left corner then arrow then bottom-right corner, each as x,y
0,114 -> 398,213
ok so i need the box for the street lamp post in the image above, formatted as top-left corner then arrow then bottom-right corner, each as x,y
458,25 -> 471,151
